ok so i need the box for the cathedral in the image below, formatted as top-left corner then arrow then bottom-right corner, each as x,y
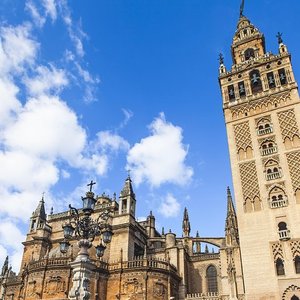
1,5 -> 300,300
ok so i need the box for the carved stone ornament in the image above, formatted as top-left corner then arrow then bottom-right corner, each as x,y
44,276 -> 65,295
153,282 -> 166,297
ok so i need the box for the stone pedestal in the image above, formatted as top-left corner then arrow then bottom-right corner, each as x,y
68,239 -> 96,300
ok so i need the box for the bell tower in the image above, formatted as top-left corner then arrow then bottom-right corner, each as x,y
219,6 -> 300,300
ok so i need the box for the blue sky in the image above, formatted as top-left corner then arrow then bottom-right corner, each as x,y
1,0 -> 300,270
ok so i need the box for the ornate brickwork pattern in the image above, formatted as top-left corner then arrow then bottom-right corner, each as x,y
271,242 -> 284,261
286,151 -> 300,191
290,240 -> 300,258
239,161 -> 260,200
278,109 -> 300,140
231,92 -> 291,118
234,122 -> 252,151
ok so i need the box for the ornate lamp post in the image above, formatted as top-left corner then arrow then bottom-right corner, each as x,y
60,181 -> 113,300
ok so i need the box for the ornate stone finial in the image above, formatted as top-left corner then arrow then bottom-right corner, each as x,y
127,169 -> 131,179
219,53 -> 224,65
162,227 -> 165,235
205,244 -> 209,253
87,180 -> 96,192
113,192 -> 116,201
182,207 -> 191,238
196,230 -> 200,238
276,32 -> 283,44
240,0 -> 245,17
50,207 -> 53,215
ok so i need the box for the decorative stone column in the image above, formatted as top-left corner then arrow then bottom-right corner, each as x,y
68,240 -> 96,300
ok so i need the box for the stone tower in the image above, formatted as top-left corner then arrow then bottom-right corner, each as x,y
219,10 -> 300,300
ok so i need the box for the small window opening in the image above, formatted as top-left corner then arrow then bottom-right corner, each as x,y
295,256 -> 300,274
238,81 -> 246,97
228,85 -> 235,101
245,48 -> 255,61
250,70 -> 263,93
267,72 -> 276,89
276,258 -> 285,276
278,68 -> 287,85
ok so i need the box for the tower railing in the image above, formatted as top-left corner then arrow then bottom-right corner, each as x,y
278,229 -> 291,240
266,171 -> 281,181
269,197 -> 288,209
261,146 -> 277,156
257,126 -> 273,136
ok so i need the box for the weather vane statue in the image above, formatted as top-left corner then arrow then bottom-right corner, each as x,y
240,0 -> 245,17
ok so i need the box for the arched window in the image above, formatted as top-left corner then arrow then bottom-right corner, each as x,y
275,258 -> 285,276
206,265 -> 218,293
291,296 -> 300,300
295,256 -> 300,274
278,222 -> 290,240
250,70 -> 263,93
278,222 -> 287,231
245,48 -> 255,60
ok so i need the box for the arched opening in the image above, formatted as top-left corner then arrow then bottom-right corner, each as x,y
244,198 -> 252,213
253,196 -> 261,211
245,48 -> 255,60
291,295 -> 299,300
206,265 -> 218,293
295,256 -> 300,274
250,69 -> 263,93
278,222 -> 287,231
275,258 -> 285,276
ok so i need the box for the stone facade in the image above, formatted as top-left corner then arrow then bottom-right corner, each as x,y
219,12 -> 300,300
0,179 -> 243,300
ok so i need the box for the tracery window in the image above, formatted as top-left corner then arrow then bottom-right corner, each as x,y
206,265 -> 218,293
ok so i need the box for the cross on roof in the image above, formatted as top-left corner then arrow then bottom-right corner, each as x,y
87,180 -> 96,192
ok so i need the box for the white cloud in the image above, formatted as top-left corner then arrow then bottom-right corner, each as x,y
119,108 -> 133,129
24,65 -> 68,96
126,113 -> 193,187
26,1 -> 46,28
158,193 -> 180,218
96,131 -> 130,152
42,0 -> 57,22
0,24 -> 38,76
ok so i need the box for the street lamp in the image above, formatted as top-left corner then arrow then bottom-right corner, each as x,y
59,181 -> 114,300
60,180 -> 113,258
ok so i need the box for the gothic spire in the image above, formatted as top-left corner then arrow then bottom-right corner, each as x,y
225,187 -> 239,246
32,195 -> 46,220
182,207 -> 191,238
1,256 -> 8,276
120,174 -> 135,198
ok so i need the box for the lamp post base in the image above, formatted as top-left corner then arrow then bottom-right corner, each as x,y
68,239 -> 95,300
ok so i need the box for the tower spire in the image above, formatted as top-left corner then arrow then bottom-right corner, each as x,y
182,207 -> 191,238
240,0 -> 245,17
1,256 -> 8,276
225,187 -> 239,246
119,175 -> 136,216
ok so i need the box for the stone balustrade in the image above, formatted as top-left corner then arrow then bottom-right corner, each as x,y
186,292 -> 220,299
109,256 -> 177,273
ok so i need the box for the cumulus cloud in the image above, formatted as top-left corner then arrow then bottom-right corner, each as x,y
126,113 -> 193,187
24,65 -> 68,96
158,193 -> 180,218
0,1 -> 126,271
